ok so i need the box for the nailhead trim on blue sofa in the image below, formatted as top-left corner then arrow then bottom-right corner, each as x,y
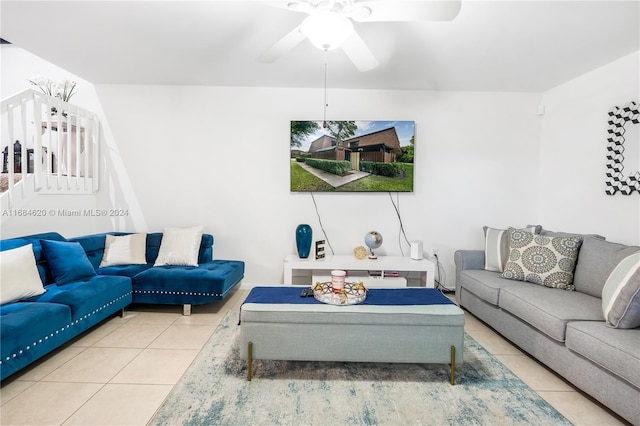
134,289 -> 224,297
1,292 -> 131,366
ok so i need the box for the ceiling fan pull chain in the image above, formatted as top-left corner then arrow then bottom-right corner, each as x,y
323,49 -> 329,128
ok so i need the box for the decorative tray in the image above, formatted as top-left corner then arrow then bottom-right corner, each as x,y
312,282 -> 367,306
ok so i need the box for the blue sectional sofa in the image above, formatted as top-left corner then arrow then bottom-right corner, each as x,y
0,230 -> 244,381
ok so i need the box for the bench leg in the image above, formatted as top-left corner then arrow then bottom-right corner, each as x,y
450,345 -> 456,385
183,304 -> 191,316
247,341 -> 253,381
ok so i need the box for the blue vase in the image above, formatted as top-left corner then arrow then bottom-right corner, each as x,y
296,224 -> 312,259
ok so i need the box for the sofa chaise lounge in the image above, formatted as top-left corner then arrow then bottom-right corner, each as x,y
455,227 -> 639,425
0,230 -> 244,381
70,231 -> 244,315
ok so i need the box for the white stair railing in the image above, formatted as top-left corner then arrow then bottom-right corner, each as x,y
1,89 -> 99,209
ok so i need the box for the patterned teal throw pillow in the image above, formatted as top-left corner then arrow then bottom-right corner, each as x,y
500,228 -> 583,290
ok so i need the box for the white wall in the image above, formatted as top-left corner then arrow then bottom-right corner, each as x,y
93,85 -> 542,285
0,46 -> 546,286
11,46 -> 640,286
5,45 -> 638,287
0,46 -> 143,238
539,51 -> 640,245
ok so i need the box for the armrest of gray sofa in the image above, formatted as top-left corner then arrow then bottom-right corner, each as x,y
454,250 -> 485,301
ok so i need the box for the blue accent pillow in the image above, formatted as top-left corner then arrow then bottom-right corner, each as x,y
40,240 -> 97,285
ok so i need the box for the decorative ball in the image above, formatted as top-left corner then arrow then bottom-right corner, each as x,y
353,246 -> 367,259
364,231 -> 383,250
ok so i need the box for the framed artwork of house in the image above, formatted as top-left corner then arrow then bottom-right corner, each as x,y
290,120 -> 415,192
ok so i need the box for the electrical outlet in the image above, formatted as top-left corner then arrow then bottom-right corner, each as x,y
432,248 -> 438,256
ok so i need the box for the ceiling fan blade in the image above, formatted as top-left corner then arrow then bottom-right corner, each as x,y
341,31 -> 379,72
351,0 -> 462,22
258,24 -> 307,63
265,0 -> 315,14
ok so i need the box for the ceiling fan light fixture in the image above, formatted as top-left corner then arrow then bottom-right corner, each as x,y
301,11 -> 354,50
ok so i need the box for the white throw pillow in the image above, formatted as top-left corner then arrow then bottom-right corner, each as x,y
0,244 -> 46,305
154,226 -> 203,267
602,252 -> 640,329
99,233 -> 147,267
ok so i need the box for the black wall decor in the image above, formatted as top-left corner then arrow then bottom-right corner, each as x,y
606,101 -> 639,195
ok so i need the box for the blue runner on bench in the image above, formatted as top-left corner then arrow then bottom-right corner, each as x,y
243,287 -> 454,306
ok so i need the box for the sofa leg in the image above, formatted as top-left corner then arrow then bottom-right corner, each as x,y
183,304 -> 192,316
120,308 -> 126,318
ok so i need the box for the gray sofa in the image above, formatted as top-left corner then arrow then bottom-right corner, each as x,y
455,229 -> 640,425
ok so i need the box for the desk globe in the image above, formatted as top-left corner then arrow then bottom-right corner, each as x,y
364,231 -> 383,259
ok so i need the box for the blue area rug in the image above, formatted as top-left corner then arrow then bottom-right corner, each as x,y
150,310 -> 571,425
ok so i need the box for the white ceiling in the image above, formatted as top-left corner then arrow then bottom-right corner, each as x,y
1,0 -> 639,92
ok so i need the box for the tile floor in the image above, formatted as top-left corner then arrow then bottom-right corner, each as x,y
0,288 -> 629,426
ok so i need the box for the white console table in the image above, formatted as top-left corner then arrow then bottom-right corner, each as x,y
284,254 -> 436,288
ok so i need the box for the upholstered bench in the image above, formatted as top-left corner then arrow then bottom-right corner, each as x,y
239,287 -> 465,383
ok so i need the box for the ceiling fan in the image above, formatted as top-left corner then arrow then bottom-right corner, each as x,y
259,0 -> 462,72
